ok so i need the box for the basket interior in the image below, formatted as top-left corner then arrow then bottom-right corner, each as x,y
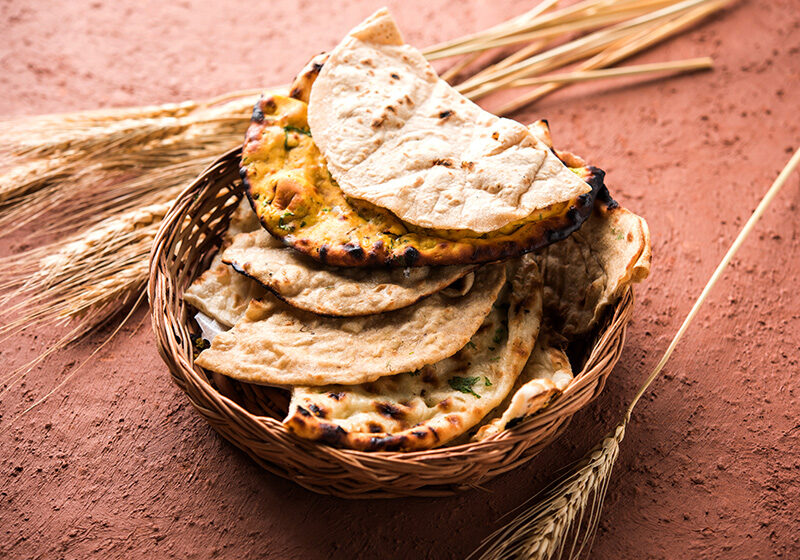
176,165 -> 622,439
149,147 -> 633,497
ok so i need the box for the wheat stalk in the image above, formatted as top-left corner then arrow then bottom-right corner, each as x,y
438,0 -> 559,83
459,0 -> 726,100
423,0 -> 680,59
0,96 -> 256,235
0,1 -> 726,420
497,0 -> 729,113
472,147 -> 800,560
507,56 -> 712,86
0,204 -> 169,393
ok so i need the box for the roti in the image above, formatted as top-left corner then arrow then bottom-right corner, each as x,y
307,8 -> 591,233
283,257 -> 543,451
538,193 -> 651,338
194,263 -> 506,386
474,197 -> 651,439
221,228 -> 474,316
241,95 -> 603,267
183,199 -> 265,326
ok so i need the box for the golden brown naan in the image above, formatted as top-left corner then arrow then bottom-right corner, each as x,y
242,95 -> 603,267
284,257 -> 543,451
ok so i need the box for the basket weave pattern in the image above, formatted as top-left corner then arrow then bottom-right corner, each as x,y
148,147 -> 634,498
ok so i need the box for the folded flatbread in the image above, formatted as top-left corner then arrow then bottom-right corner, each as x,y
183,199 -> 265,326
221,229 -> 474,316
473,331 -> 572,441
242,95 -> 602,267
284,257 -> 542,451
308,8 -> 591,233
539,195 -> 651,338
194,263 -> 506,386
472,196 -> 651,439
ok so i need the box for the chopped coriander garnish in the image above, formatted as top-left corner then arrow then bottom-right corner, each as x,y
465,341 -> 477,350
448,376 -> 481,399
484,376 -> 492,387
278,211 -> 295,231
284,125 -> 310,136
492,327 -> 506,344
282,126 -> 310,151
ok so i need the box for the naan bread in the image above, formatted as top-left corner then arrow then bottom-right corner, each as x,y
284,257 -> 543,451
538,194 -> 651,338
194,263 -> 506,386
221,229 -> 474,316
473,196 -> 651,439
288,51 -> 329,102
183,199 -> 265,326
473,331 -> 573,441
308,8 -> 591,233
242,95 -> 603,267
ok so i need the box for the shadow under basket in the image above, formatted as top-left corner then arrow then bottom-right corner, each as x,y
148,146 -> 635,499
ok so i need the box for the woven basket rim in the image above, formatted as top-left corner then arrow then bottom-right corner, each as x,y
148,146 -> 634,497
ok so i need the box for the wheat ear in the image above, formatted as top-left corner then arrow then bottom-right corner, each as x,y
0,2 -> 725,417
0,204 -> 170,395
472,147 -> 800,560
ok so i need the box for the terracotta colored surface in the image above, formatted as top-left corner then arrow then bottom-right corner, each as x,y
1,1 -> 799,558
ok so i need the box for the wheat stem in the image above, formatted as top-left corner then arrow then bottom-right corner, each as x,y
507,56 -> 712,87
473,147 -> 800,559
461,0 -> 723,102
497,0 -> 728,113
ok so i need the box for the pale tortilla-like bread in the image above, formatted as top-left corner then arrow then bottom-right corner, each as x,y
183,199 -> 265,326
220,229 -> 475,316
283,257 -> 543,451
472,197 -> 651,439
538,196 -> 651,338
473,331 -> 573,441
307,8 -> 590,233
194,263 -> 506,386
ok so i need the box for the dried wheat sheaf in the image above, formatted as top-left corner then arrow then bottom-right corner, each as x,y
0,0 -> 740,554
0,0 -> 726,362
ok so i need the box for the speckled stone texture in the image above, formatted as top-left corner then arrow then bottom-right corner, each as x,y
1,1 -> 799,558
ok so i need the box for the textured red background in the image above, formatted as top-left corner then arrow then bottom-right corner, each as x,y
2,1 -> 799,558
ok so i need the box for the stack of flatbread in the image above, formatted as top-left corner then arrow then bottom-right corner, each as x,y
184,9 -> 651,452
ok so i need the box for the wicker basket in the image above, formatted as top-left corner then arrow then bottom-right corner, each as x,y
148,146 -> 634,499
